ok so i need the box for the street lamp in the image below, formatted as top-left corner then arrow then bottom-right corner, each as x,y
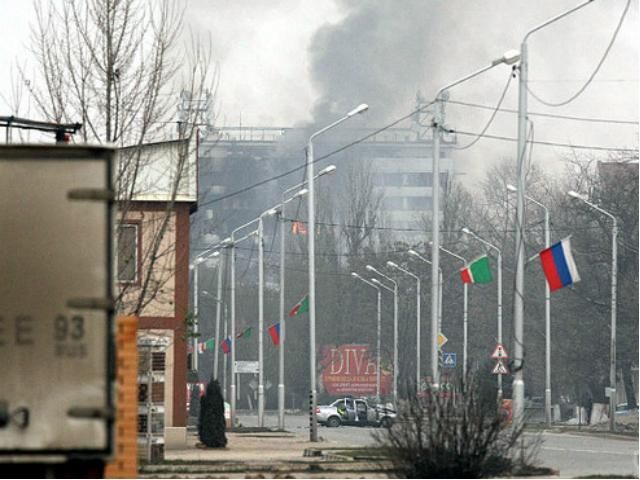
429,50 -> 519,396
257,207 -> 280,427
191,238 -> 231,373
461,227 -> 503,399
386,261 -> 421,391
508,184 -> 552,425
307,104 -> 368,442
512,0 -> 595,430
429,242 -> 469,379
366,265 -> 398,404
278,168 -> 335,430
351,272 -> 382,401
230,220 -> 261,427
568,190 -> 618,432
407,249 -> 443,386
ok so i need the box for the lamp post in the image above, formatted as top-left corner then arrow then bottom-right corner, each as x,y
191,262 -> 200,372
407,249 -> 443,386
223,302 -> 228,400
430,242 -> 468,378
386,261 -> 421,391
230,220 -> 261,427
512,0 -> 595,430
462,227 -> 503,398
307,104 -> 368,442
212,251 -> 223,383
257,207 -> 280,427
370,277 -> 397,402
352,272 -> 382,401
191,237 -> 232,376
429,49 -> 520,392
278,166 -> 335,430
569,190 -> 618,432
508,184 -> 552,424
203,288 -> 227,388
367,265 -> 398,404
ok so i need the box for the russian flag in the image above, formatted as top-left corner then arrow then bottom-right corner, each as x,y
268,323 -> 281,346
539,237 -> 581,292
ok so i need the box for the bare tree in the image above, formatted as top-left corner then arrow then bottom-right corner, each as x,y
339,153 -> 383,257
23,0 -> 219,315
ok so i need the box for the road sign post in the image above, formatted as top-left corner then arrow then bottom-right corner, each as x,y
443,352 -> 457,368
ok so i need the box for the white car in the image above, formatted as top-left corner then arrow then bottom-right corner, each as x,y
316,397 -> 396,428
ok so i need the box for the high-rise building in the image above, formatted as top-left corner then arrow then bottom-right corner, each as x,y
193,124 -> 456,254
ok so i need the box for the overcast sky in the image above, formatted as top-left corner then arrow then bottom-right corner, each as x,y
1,0 -> 638,176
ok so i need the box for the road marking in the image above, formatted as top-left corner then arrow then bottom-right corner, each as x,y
541,446 -> 637,456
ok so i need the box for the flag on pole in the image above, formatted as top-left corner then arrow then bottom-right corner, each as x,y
237,326 -> 252,340
221,337 -> 232,354
288,294 -> 309,317
205,338 -> 215,350
460,255 -> 493,284
539,237 -> 581,292
291,221 -> 308,235
268,323 -> 281,346
198,342 -> 206,354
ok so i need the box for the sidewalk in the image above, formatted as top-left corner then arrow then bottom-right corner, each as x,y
141,431 -> 391,478
164,430 -> 353,463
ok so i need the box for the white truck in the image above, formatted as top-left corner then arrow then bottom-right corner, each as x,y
0,145 -> 116,465
316,397 -> 396,428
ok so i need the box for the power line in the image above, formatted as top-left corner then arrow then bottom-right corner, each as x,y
526,0 -> 632,108
444,98 -> 638,125
198,100 -> 636,208
452,129 -> 637,153
454,69 -> 514,151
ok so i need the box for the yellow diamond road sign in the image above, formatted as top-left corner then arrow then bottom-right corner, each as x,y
438,333 -> 448,348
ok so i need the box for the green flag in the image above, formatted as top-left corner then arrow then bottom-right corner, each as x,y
460,255 -> 493,284
288,295 -> 309,317
237,326 -> 252,339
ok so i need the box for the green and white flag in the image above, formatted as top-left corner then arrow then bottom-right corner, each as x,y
288,294 -> 309,317
460,255 -> 493,284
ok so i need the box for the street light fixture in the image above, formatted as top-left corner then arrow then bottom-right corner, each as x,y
366,265 -> 398,404
352,272 -> 382,401
461,227 -> 503,399
386,261 -> 422,391
274,185 -> 314,430
191,238 -> 232,372
407,249 -> 443,386
429,51 -> 518,397
307,106 -> 368,442
229,220 -> 261,427
429,241 -> 469,379
568,189 -> 618,432
507,184 -> 552,425
512,0 -> 596,431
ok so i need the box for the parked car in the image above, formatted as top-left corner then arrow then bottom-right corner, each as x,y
616,403 -> 639,415
316,397 -> 396,428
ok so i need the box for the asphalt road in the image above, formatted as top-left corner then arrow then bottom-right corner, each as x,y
237,411 -> 639,478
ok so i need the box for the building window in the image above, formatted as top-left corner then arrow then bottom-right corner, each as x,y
117,223 -> 139,283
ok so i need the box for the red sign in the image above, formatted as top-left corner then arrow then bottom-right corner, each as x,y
320,344 -> 392,396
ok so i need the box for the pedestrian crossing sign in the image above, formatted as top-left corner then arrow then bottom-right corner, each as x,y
492,360 -> 509,375
443,352 -> 457,368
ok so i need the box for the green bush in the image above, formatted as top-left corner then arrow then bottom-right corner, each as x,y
198,378 -> 227,448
